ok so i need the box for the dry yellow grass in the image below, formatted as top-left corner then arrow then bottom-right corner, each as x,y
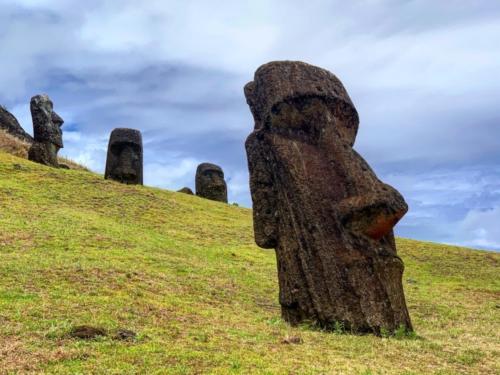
0,129 -> 88,171
0,129 -> 30,158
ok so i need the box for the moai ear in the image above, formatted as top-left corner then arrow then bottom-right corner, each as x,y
245,132 -> 278,248
244,82 -> 264,130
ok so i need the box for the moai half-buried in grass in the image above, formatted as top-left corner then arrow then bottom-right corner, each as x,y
105,128 -> 143,185
244,61 -> 412,334
195,163 -> 228,203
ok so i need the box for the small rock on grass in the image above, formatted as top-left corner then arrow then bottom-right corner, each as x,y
70,325 -> 107,339
113,329 -> 137,341
281,335 -> 303,344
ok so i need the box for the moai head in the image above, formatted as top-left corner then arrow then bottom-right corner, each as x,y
195,163 -> 228,203
104,128 -> 143,185
30,94 -> 64,148
244,61 -> 411,334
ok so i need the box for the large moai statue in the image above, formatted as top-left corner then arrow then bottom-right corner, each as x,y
28,95 -> 64,167
195,163 -> 228,203
244,61 -> 412,334
104,128 -> 143,185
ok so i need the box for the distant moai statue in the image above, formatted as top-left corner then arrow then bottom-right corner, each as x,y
195,163 -> 228,203
28,94 -> 64,167
177,187 -> 194,195
244,61 -> 412,334
105,128 -> 143,185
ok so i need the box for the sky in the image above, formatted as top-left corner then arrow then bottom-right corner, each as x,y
1,0 -> 499,251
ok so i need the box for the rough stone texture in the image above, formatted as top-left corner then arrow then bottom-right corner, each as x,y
69,325 -> 107,339
113,329 -> 137,341
0,105 -> 33,143
27,94 -> 64,167
244,61 -> 412,334
177,187 -> 194,195
195,163 -> 228,203
105,128 -> 143,185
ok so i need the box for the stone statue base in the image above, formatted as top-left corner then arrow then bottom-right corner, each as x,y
28,142 -> 60,167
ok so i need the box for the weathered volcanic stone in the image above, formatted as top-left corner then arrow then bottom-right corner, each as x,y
195,163 -> 228,203
177,187 -> 194,195
28,95 -> 64,167
70,325 -> 107,339
105,128 -> 143,185
244,61 -> 412,334
0,105 -> 33,142
113,329 -> 137,341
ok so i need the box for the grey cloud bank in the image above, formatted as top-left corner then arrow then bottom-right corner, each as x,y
1,0 -> 499,250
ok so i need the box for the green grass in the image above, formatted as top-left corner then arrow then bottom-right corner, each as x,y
0,151 -> 499,374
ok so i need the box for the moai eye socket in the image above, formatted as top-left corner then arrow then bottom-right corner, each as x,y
111,143 -> 124,155
130,143 -> 141,155
267,97 -> 335,142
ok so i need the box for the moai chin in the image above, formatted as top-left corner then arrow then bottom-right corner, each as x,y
244,61 -> 412,334
195,163 -> 228,203
28,94 -> 64,167
105,128 -> 143,185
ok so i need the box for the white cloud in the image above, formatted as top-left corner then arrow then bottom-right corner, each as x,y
144,158 -> 200,191
458,207 -> 500,250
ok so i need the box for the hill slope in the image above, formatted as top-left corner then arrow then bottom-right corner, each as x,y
0,151 -> 498,374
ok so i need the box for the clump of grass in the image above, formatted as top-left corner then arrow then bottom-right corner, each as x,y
58,156 -> 90,171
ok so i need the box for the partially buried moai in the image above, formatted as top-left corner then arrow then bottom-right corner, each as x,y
28,94 -> 64,167
195,163 -> 228,203
177,187 -> 194,195
105,128 -> 143,185
244,61 -> 412,334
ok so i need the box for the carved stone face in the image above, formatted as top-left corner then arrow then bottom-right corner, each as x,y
30,94 -> 64,148
104,128 -> 143,185
195,163 -> 228,203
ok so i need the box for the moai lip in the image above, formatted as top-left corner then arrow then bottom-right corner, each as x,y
244,61 -> 412,334
195,162 -> 228,203
28,94 -> 64,167
105,128 -> 143,185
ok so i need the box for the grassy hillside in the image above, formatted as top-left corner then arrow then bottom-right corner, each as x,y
0,129 -> 88,171
0,151 -> 498,374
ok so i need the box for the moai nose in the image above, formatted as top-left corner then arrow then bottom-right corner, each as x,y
51,112 -> 64,127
